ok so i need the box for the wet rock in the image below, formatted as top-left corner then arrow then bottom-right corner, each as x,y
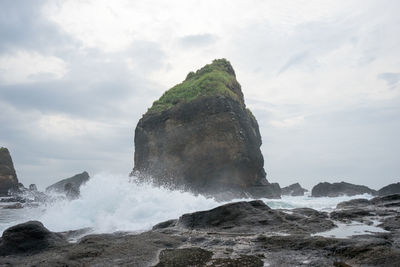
330,208 -> 373,221
0,147 -> 19,196
336,198 -> 370,209
281,182 -> 308,196
132,59 -> 280,200
370,194 -> 400,207
0,221 -> 66,255
311,181 -> 377,197
2,202 -> 23,209
176,200 -> 335,234
154,247 -> 213,267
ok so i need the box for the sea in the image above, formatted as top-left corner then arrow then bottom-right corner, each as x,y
0,173 -> 384,238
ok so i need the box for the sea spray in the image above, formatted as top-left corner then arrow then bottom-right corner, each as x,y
0,173 -> 221,234
0,173 -> 374,235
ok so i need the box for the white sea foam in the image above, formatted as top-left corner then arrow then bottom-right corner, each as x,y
0,173 -> 375,235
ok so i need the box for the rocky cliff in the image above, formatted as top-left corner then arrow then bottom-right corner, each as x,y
132,59 -> 280,199
312,181 -> 377,197
0,147 -> 19,196
46,171 -> 90,198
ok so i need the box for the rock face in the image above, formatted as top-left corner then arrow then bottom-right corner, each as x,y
379,182 -> 400,196
0,221 -> 66,255
132,59 -> 280,199
46,171 -> 89,195
281,183 -> 308,196
0,147 -> 19,196
311,181 -> 377,197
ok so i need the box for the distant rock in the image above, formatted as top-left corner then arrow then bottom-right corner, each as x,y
0,221 -> 66,255
281,183 -> 308,196
379,182 -> 400,196
0,147 -> 19,196
311,182 -> 377,197
28,184 -> 37,191
132,59 -> 280,199
46,171 -> 89,197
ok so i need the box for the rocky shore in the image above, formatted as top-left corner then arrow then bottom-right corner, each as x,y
1,194 -> 399,266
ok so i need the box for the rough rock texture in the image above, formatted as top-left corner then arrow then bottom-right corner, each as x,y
311,181 -> 377,197
46,171 -> 90,194
0,147 -> 19,196
172,200 -> 335,234
1,197 -> 400,266
0,221 -> 66,255
281,182 -> 308,196
379,182 -> 400,196
132,59 -> 280,199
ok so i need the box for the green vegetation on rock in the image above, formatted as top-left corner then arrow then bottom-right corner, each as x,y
148,59 -> 243,113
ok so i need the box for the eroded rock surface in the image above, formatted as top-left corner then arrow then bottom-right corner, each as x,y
2,197 -> 400,266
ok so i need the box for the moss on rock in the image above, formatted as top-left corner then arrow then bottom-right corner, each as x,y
148,59 -> 243,114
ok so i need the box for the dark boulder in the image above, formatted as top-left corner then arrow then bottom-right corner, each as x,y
0,221 -> 66,255
46,171 -> 89,196
379,182 -> 400,196
281,183 -> 308,196
0,147 -> 19,196
311,181 -> 377,197
175,200 -> 335,234
132,59 -> 280,199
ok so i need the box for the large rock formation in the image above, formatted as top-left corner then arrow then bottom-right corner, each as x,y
132,59 -> 280,199
46,171 -> 89,198
379,182 -> 400,196
0,147 -> 19,196
311,181 -> 377,197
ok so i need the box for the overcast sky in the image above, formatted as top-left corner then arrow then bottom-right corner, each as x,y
0,0 -> 399,190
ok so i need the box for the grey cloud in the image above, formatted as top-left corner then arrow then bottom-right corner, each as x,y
378,72 -> 400,90
178,34 -> 217,48
0,0 -> 74,54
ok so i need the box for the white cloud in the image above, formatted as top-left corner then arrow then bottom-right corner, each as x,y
0,51 -> 67,84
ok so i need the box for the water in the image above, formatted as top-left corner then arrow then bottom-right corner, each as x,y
0,173 -> 375,235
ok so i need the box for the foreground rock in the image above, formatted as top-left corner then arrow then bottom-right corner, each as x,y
281,182 -> 308,196
46,171 -> 90,198
379,182 -> 400,196
312,181 -> 377,197
132,59 -> 280,200
0,147 -> 19,196
0,221 -> 66,255
1,197 -> 400,266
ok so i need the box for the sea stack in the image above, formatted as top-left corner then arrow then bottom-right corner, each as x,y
132,59 -> 280,199
0,147 -> 19,196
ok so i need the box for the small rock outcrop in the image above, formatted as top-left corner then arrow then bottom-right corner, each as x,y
379,182 -> 400,196
281,183 -> 308,196
0,221 -> 66,255
46,171 -> 90,196
132,59 -> 280,199
173,200 -> 335,234
0,147 -> 19,196
311,181 -> 377,197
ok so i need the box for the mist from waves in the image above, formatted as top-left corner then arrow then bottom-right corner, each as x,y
0,173 -> 374,235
